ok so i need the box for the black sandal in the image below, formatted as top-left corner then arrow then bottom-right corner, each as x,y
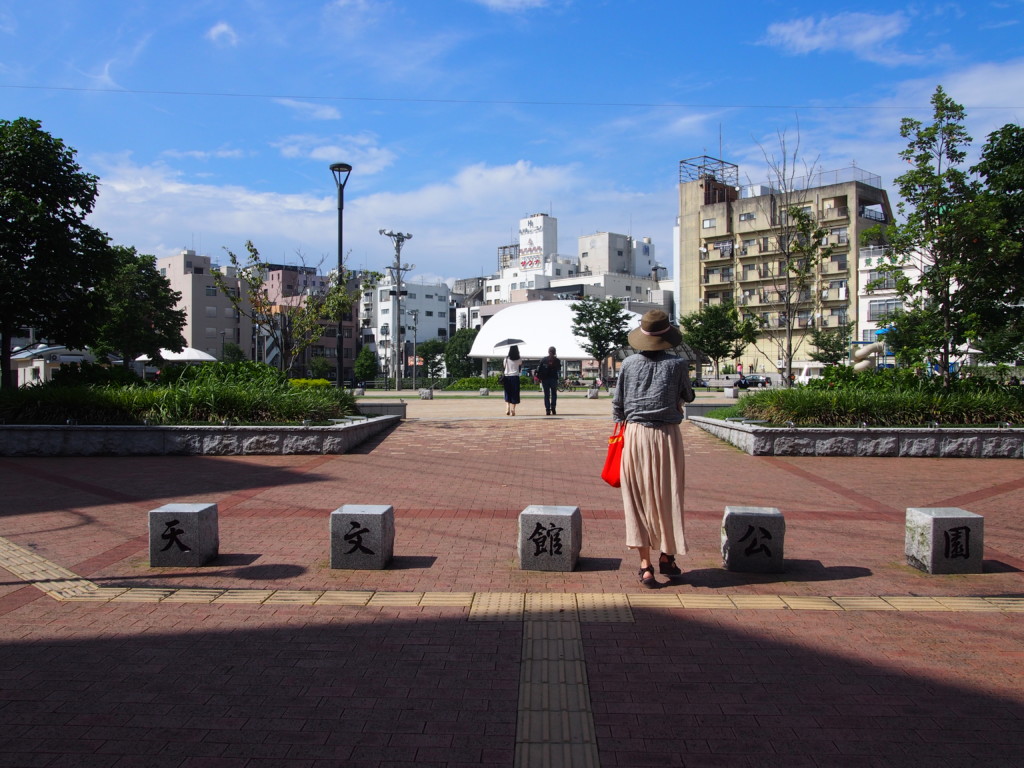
659,555 -> 682,577
638,565 -> 656,588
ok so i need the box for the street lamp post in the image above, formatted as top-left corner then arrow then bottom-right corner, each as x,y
379,229 -> 413,391
330,162 -> 352,387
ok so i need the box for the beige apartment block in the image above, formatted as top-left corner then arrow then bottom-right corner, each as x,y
676,156 -> 893,377
157,249 -> 253,361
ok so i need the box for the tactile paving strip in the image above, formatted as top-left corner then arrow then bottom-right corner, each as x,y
515,618 -> 600,768
470,591 -> 525,621
576,592 -> 633,623
2,537 -> 1023,614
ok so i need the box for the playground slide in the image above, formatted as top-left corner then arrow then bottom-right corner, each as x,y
853,341 -> 885,371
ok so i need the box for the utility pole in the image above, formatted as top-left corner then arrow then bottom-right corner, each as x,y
379,230 -> 413,390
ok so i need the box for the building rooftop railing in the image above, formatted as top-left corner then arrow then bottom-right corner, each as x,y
743,166 -> 882,197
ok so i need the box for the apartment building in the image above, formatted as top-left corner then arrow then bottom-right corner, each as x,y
263,264 -> 358,383
676,156 -> 893,374
157,249 -> 252,361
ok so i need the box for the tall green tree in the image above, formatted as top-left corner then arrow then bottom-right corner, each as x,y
570,296 -> 631,381
970,123 -> 1024,363
91,246 -> 187,366
0,118 -> 117,388
808,324 -> 852,367
354,344 -> 378,383
870,86 -> 985,384
679,301 -> 757,377
444,327 -> 478,379
416,338 -> 446,385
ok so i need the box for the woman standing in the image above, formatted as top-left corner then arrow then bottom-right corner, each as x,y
502,344 -> 523,416
611,310 -> 695,588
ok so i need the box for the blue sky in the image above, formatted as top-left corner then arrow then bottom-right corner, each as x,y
3,0 -> 1023,286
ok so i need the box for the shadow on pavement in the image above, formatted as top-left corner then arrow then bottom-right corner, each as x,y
1,608 -> 1022,765
679,560 -> 872,589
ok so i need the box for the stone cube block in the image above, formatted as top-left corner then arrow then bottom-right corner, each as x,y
905,507 -> 984,574
149,503 -> 219,567
330,504 -> 394,570
586,388 -> 600,399
479,388 -> 490,396
519,505 -> 582,572
418,388 -> 434,400
721,506 -> 785,573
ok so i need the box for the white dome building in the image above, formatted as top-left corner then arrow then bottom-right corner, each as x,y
468,300 -> 642,361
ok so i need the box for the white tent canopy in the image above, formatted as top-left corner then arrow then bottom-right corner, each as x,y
135,347 -> 218,363
468,300 -> 642,360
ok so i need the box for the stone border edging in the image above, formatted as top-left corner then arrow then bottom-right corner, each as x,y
690,416 -> 1024,458
0,415 -> 400,457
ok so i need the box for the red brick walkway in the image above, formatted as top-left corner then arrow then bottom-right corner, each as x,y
1,415 -> 1022,766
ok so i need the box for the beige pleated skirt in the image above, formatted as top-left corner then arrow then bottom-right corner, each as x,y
620,421 -> 688,555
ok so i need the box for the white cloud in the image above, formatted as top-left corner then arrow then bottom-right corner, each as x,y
274,98 -> 342,121
206,22 -> 238,47
761,12 -> 940,66
272,133 -> 397,175
84,154 -> 675,285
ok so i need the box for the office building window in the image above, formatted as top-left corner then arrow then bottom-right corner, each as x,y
702,218 -> 716,229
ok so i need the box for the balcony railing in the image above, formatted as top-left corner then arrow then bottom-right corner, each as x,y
821,205 -> 850,219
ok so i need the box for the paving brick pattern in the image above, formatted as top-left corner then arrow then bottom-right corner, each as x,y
1,393 -> 1023,766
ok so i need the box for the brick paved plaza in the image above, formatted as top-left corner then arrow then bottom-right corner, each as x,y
1,391 -> 1023,767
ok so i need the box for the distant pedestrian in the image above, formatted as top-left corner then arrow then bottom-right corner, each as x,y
535,346 -> 562,416
501,344 -> 523,416
612,310 -> 695,588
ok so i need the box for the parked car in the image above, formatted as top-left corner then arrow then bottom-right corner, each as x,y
744,374 -> 772,387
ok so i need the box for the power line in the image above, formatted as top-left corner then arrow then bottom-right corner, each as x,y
1,83 -> 1019,111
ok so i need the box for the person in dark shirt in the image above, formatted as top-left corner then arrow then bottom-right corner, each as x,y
535,346 -> 562,416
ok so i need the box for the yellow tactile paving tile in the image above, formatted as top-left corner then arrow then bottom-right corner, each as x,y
832,596 -> 898,611
677,595 -> 736,609
781,596 -> 845,611
982,597 -> 1024,612
626,593 -> 682,608
161,589 -> 225,603
419,592 -> 474,607
60,587 -> 128,602
264,590 -> 323,605
882,596 -> 953,611
112,588 -> 177,602
575,592 -> 633,623
730,594 -> 789,610
525,592 -> 578,621
315,590 -> 372,605
470,591 -> 525,621
934,597 -> 1003,612
212,589 -> 276,604
367,591 -> 423,606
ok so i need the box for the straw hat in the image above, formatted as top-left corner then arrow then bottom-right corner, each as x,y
627,309 -> 683,351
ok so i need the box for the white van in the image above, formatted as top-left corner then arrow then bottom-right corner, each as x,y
795,364 -> 825,385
